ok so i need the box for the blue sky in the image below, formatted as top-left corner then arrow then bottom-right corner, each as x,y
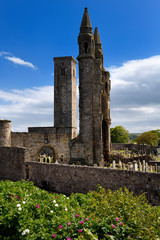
1,0 -> 160,133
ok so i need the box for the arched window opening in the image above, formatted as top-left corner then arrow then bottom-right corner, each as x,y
84,42 -> 88,53
61,68 -> 65,76
38,146 -> 55,163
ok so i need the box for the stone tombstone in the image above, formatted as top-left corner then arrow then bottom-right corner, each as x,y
146,162 -> 149,172
133,161 -> 138,171
112,160 -> 116,169
142,160 -> 146,172
139,162 -> 142,171
127,163 -> 130,171
118,160 -> 122,169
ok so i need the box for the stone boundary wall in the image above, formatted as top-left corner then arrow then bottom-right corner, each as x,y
111,143 -> 157,155
27,162 -> 160,205
0,147 -> 28,181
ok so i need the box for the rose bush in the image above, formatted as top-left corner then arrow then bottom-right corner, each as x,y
0,180 -> 159,239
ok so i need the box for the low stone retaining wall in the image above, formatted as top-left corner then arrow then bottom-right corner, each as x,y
27,162 -> 160,205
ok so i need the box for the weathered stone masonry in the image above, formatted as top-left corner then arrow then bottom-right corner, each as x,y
11,127 -> 71,162
0,120 -> 11,147
0,8 -> 111,166
70,8 -> 111,166
27,162 -> 160,206
54,56 -> 77,140
0,9 -> 159,206
0,147 -> 28,181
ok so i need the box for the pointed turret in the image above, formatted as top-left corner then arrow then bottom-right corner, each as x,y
94,27 -> 103,65
80,7 -> 92,33
94,27 -> 101,43
80,7 -> 92,28
77,8 -> 95,59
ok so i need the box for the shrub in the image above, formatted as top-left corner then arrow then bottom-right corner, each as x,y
0,180 -> 159,239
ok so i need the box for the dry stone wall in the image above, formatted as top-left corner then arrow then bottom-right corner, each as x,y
27,162 -> 160,205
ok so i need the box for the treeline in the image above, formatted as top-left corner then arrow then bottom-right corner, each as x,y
111,126 -> 160,146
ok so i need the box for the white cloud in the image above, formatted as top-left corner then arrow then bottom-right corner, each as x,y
109,55 -> 160,132
0,85 -> 80,132
0,86 -> 54,131
0,51 -> 37,70
108,55 -> 160,88
0,51 -> 12,57
5,56 -> 37,70
1,55 -> 160,133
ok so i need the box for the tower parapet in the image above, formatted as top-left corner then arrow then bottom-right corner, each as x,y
0,120 -> 11,147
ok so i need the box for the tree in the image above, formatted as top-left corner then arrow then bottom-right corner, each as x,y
135,131 -> 159,146
151,129 -> 160,143
111,126 -> 130,143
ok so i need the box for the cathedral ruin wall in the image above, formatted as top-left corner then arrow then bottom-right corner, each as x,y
11,127 -> 71,162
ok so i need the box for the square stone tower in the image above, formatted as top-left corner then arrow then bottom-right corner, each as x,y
54,57 -> 77,139
70,8 -> 111,165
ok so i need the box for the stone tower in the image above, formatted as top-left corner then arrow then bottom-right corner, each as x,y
70,8 -> 111,165
0,120 -> 11,147
53,57 -> 77,139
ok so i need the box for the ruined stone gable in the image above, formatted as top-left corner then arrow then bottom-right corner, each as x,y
0,8 -> 111,166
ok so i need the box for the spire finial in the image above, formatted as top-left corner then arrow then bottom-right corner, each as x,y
94,27 -> 101,43
80,8 -> 92,33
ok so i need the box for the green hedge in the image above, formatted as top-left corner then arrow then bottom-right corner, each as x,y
0,180 -> 159,239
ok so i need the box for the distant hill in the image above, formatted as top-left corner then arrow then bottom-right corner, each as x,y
129,133 -> 140,142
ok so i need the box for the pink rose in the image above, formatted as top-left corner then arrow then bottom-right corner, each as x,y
112,224 -> 116,229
